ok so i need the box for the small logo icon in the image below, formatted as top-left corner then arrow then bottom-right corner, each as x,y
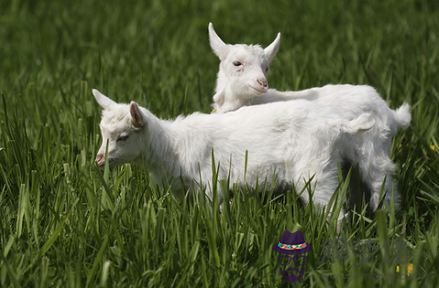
272,230 -> 312,283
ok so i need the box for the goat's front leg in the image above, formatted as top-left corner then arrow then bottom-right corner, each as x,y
253,88 -> 320,104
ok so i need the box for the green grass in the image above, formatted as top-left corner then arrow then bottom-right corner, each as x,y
1,0 -> 439,287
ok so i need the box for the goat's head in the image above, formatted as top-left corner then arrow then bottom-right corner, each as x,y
209,23 -> 280,107
93,89 -> 146,168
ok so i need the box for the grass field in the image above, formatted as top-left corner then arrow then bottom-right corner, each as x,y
1,0 -> 439,287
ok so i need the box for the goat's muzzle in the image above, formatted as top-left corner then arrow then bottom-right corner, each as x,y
96,153 -> 104,164
257,78 -> 268,89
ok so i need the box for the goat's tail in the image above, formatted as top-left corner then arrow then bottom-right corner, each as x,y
393,102 -> 411,130
342,113 -> 375,134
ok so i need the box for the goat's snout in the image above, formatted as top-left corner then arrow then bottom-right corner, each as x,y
257,78 -> 268,89
95,153 -> 104,163
249,77 -> 269,95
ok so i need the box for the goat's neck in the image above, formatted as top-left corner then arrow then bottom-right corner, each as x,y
137,109 -> 176,174
221,87 -> 254,112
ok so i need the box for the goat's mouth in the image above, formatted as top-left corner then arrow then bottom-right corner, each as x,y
97,158 -> 114,169
248,85 -> 267,95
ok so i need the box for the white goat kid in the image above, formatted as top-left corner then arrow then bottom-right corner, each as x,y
93,89 -> 374,217
208,23 -> 411,210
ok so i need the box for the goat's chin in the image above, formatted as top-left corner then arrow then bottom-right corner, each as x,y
248,85 -> 267,96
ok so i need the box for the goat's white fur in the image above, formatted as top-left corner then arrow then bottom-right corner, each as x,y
93,89 -> 375,216
208,23 -> 412,210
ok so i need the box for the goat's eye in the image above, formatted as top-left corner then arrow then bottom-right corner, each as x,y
266,67 -> 269,72
233,61 -> 242,66
117,135 -> 129,142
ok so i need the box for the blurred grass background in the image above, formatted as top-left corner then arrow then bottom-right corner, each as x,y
1,0 -> 439,287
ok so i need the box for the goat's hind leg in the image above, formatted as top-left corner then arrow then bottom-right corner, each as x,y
300,168 -> 346,230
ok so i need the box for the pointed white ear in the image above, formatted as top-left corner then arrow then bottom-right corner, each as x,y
92,89 -> 117,109
208,22 -> 229,60
130,101 -> 145,129
264,33 -> 281,63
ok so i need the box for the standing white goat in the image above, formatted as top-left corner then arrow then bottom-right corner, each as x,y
208,23 -> 411,210
93,89 -> 375,217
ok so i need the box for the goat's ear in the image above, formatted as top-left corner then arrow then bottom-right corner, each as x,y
264,33 -> 281,63
93,89 -> 117,109
130,101 -> 145,129
208,22 -> 229,60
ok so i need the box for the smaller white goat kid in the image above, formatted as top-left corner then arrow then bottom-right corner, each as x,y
93,89 -> 374,218
208,23 -> 411,211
